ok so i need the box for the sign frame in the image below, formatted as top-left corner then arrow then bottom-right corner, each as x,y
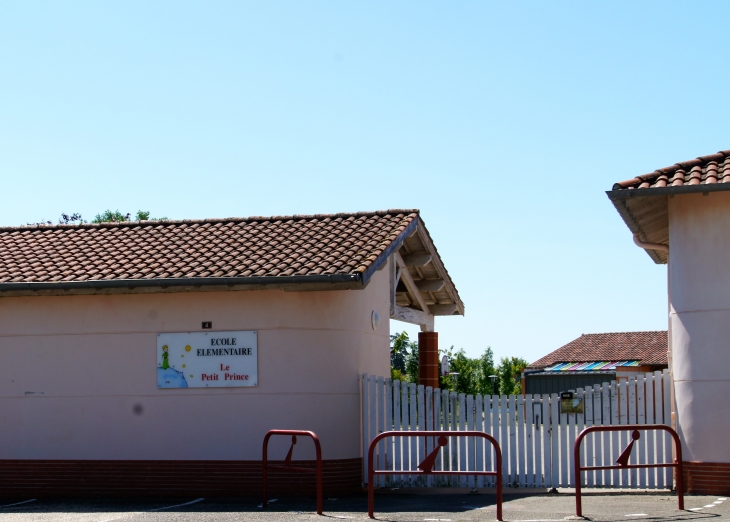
156,330 -> 258,389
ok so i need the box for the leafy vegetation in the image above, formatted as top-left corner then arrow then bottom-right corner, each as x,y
92,210 -> 131,223
390,331 -> 528,395
390,331 -> 418,383
28,210 -> 168,226
91,210 -> 167,223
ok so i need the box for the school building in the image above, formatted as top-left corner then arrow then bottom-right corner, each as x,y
0,209 -> 463,497
609,149 -> 730,494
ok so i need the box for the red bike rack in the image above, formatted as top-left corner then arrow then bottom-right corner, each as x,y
262,429 -> 323,515
367,430 -> 503,520
574,424 -> 684,518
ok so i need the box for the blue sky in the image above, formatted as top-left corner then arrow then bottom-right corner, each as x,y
1,2 -> 728,363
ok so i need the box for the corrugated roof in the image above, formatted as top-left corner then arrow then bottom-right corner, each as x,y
543,361 -> 640,372
528,331 -> 667,369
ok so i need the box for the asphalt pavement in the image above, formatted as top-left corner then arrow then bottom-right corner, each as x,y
0,491 -> 727,521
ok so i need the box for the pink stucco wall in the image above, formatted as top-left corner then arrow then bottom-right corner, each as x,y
669,191 -> 730,463
0,259 -> 392,462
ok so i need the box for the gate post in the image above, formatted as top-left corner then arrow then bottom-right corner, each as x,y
418,332 -> 439,389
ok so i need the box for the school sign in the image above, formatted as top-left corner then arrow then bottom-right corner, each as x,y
157,331 -> 258,388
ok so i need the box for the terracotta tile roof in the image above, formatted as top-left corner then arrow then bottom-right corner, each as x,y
0,210 -> 426,292
612,150 -> 730,191
528,331 -> 668,369
607,149 -> 730,265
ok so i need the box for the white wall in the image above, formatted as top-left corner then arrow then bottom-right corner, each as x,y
0,261 -> 392,461
669,191 -> 730,462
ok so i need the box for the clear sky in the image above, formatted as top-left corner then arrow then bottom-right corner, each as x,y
1,2 -> 728,364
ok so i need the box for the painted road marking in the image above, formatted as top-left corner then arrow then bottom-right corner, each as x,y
98,498 -> 205,522
720,498 -> 728,501
688,508 -> 703,511
148,498 -> 204,511
0,499 -> 36,508
703,504 -> 716,508
624,514 -> 647,517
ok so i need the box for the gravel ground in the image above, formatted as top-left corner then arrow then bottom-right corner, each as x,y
0,491 -> 727,521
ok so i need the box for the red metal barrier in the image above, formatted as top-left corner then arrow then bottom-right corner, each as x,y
262,429 -> 323,515
574,424 -> 684,518
367,430 -> 502,520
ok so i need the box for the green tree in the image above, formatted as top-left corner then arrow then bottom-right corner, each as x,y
390,332 -> 408,375
389,334 -> 527,396
475,347 -> 498,395
497,356 -> 529,395
135,210 -> 168,221
59,213 -> 86,225
91,210 -> 168,223
92,210 -> 131,223
390,331 -> 419,383
439,346 -> 498,395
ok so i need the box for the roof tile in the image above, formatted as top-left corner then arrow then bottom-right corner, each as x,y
612,150 -> 730,191
528,331 -> 667,369
0,211 -> 419,286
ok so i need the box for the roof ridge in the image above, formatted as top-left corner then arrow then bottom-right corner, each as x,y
2,209 -> 420,233
581,330 -> 667,335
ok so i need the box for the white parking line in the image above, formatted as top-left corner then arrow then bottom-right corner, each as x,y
98,498 -> 205,521
688,508 -> 703,511
0,499 -> 36,508
624,514 -> 647,517
148,498 -> 204,512
703,504 -> 716,508
720,498 -> 728,501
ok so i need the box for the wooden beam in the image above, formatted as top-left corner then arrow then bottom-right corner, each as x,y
401,253 -> 432,267
416,279 -> 444,292
393,304 -> 434,331
413,223 -> 464,315
429,303 -> 458,316
395,253 -> 430,313
389,254 -> 396,318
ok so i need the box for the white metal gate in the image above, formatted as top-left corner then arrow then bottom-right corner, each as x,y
361,369 -> 674,489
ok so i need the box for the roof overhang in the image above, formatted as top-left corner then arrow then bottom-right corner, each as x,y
607,183 -> 730,264
0,274 -> 365,297
386,216 -> 464,330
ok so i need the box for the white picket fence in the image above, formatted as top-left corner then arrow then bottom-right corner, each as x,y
361,369 -> 674,489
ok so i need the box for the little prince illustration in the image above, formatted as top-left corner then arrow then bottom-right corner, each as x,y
161,345 -> 170,369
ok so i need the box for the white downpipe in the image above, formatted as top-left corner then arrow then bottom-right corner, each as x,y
633,233 -> 669,253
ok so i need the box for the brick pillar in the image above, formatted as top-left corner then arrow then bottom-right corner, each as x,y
418,331 -> 439,389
